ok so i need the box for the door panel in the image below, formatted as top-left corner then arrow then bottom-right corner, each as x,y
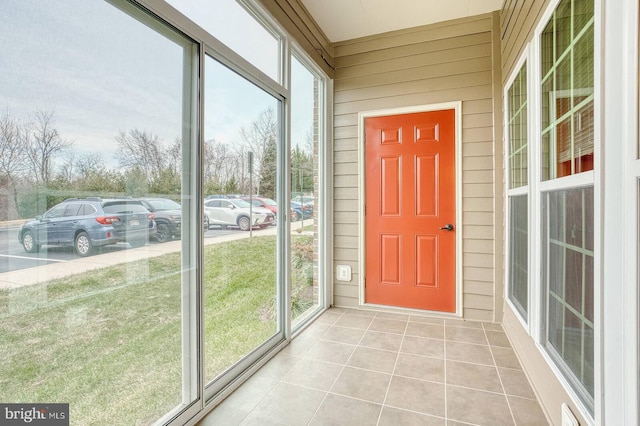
365,109 -> 456,312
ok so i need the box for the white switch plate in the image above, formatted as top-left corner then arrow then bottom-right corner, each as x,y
336,265 -> 352,281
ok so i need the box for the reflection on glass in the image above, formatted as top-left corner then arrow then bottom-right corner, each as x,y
203,56 -> 279,384
167,0 -> 280,81
0,0 -> 195,423
543,187 -> 594,408
541,0 -> 594,180
290,54 -> 321,325
508,196 -> 528,318
508,64 -> 528,188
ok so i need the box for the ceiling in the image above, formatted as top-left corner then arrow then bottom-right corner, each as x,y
299,0 -> 504,42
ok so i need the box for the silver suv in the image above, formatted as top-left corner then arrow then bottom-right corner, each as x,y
204,198 -> 274,231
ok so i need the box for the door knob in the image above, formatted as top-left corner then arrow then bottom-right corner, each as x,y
439,224 -> 454,231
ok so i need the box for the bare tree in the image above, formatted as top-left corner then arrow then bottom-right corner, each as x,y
0,110 -> 29,183
115,129 -> 168,183
26,110 -> 72,185
239,107 -> 277,195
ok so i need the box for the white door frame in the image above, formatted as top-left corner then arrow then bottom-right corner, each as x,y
357,101 -> 463,316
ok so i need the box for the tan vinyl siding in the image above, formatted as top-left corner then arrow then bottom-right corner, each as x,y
332,13 -> 500,321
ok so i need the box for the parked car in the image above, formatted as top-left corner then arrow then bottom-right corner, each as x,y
138,197 -> 210,242
291,201 -> 313,219
204,198 -> 274,231
289,202 -> 304,221
241,196 -> 277,214
18,198 -> 156,257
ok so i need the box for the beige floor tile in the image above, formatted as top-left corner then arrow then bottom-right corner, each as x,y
321,325 -> 366,345
406,321 -> 445,339
401,335 -> 445,359
394,353 -> 445,383
486,330 -> 512,347
280,335 -> 315,357
360,330 -> 404,352
445,319 -> 484,329
446,341 -> 495,366
281,358 -> 344,391
313,310 -> 344,325
375,311 -> 410,321
483,322 -> 504,331
239,413 -> 288,426
491,346 -> 522,369
309,393 -> 381,426
498,367 -> 537,399
445,326 -> 488,345
253,354 -> 302,381
342,308 -> 377,317
335,313 -> 374,329
508,395 -> 550,425
221,375 -> 279,412
385,376 -> 446,417
330,366 -> 391,403
369,317 -> 408,334
199,404 -> 249,426
446,360 -> 503,393
447,385 -> 513,425
409,315 -> 445,325
304,340 -> 355,365
347,346 -> 398,374
252,382 -> 326,426
378,407 -> 445,426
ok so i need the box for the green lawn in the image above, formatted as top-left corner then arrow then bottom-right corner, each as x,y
0,235 -> 315,425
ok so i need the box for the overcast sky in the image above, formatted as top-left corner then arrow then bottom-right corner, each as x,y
0,0 -> 315,168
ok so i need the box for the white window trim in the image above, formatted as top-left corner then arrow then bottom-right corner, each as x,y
526,0 -> 602,423
504,46 -> 531,330
604,0 -> 640,424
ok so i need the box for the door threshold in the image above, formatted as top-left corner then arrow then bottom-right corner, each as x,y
358,302 -> 462,319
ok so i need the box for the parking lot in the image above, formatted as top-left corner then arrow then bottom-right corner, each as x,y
0,223 -> 253,274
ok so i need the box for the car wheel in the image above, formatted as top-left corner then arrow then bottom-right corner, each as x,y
129,237 -> 147,248
156,223 -> 171,243
293,211 -> 302,222
75,231 -> 93,257
238,216 -> 251,231
22,231 -> 40,253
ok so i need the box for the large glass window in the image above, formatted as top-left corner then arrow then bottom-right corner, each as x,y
541,0 -> 594,180
167,0 -> 280,82
506,62 -> 529,320
203,55 -> 283,392
290,53 -> 323,326
543,187 -> 595,408
0,0 -> 197,423
540,0 -> 595,413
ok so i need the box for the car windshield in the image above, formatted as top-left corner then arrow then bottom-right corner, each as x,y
146,199 -> 180,211
262,198 -> 277,206
231,199 -> 251,208
103,202 -> 149,214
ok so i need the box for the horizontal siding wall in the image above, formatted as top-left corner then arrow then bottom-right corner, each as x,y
332,14 -> 499,321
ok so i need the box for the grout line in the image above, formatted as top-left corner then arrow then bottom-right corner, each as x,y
375,315 -> 409,426
443,321 -> 448,423
306,310 -> 369,425
484,325 -> 517,426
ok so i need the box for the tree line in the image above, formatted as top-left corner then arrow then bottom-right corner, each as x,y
0,107 -> 314,219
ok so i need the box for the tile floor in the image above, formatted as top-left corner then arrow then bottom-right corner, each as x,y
199,308 -> 549,426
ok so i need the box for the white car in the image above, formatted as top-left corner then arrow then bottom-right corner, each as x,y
204,198 -> 275,231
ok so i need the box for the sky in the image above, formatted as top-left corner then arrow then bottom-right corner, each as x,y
0,0 -> 315,169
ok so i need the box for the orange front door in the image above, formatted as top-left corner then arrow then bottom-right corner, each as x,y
365,109 -> 456,312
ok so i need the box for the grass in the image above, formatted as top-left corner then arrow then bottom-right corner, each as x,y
0,235 -> 316,425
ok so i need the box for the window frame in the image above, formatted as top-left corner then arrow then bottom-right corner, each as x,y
505,0 -> 603,423
504,49 -> 532,328
129,0 -> 331,424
